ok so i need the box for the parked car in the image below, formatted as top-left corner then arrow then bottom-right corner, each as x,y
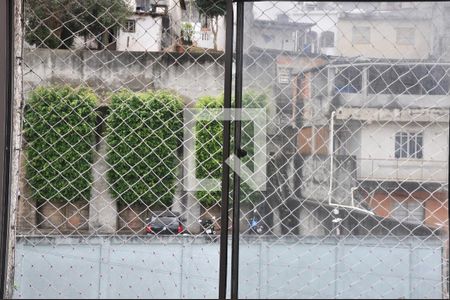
145,213 -> 185,235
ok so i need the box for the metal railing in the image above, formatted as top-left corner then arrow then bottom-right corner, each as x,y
357,158 -> 449,182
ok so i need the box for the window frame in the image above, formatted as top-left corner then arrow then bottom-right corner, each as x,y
394,131 -> 423,159
123,19 -> 136,33
135,0 -> 152,12
320,31 -> 335,48
391,200 -> 425,224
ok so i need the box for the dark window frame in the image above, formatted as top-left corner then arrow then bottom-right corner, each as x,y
320,30 -> 335,48
0,0 -> 13,298
395,132 -> 423,159
123,19 -> 136,33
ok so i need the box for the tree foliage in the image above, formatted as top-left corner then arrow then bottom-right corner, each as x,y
194,0 -> 226,17
195,91 -> 268,207
106,90 -> 183,206
24,86 -> 97,203
25,0 -> 132,49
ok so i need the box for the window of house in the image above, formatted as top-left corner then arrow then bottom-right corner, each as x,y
352,26 -> 371,44
320,31 -> 335,48
395,132 -> 423,159
201,31 -> 209,41
396,27 -> 415,45
305,31 -> 318,53
335,66 -> 362,93
123,20 -> 136,33
392,200 -> 424,224
136,0 -> 152,12
277,66 -> 290,85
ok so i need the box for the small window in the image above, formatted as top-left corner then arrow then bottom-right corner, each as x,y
136,0 -> 152,12
278,66 -> 290,85
305,31 -> 318,53
396,27 -> 415,45
352,26 -> 370,44
392,200 -> 424,224
201,31 -> 209,41
395,132 -> 423,159
320,31 -> 334,48
123,20 -> 136,33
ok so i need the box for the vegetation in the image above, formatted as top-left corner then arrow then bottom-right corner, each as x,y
24,86 -> 97,203
195,91 -> 268,207
25,0 -> 132,49
106,90 -> 183,206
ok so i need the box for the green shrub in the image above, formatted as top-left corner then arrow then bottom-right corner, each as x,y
195,95 -> 224,207
106,90 -> 183,206
195,91 -> 268,207
24,86 -> 97,203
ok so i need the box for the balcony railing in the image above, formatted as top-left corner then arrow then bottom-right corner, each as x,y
357,158 -> 448,182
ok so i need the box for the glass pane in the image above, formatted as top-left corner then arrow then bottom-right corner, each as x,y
240,2 -> 448,299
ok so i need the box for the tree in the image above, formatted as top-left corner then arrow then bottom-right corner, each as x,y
195,0 -> 226,51
25,0 -> 84,49
25,0 -> 132,49
78,0 -> 132,50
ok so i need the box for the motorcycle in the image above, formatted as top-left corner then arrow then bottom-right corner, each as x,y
248,210 -> 264,234
198,216 -> 216,235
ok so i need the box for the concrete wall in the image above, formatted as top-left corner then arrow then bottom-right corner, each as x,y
13,236 -> 444,299
23,49 -> 225,104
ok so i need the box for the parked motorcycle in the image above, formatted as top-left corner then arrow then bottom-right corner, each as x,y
198,216 -> 216,235
248,210 -> 264,234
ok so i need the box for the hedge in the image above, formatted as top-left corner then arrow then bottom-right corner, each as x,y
24,86 -> 97,203
195,96 -> 224,207
195,91 -> 268,207
106,90 -> 183,206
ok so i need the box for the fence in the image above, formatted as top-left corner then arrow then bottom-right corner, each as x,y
7,0 -> 450,298
13,236 -> 444,299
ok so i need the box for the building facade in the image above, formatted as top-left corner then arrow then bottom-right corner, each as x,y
293,59 -> 449,231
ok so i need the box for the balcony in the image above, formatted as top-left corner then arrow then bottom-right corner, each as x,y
338,93 -> 450,109
322,62 -> 450,109
357,158 -> 448,183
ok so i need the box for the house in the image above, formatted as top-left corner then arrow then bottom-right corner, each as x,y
288,2 -> 341,56
246,13 -> 316,53
69,0 -> 169,51
117,0 -> 226,52
73,0 -> 226,52
335,6 -> 434,59
178,0 -> 226,51
292,58 -> 449,233
248,2 -> 327,53
250,2 -> 439,59
114,0 -> 169,52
